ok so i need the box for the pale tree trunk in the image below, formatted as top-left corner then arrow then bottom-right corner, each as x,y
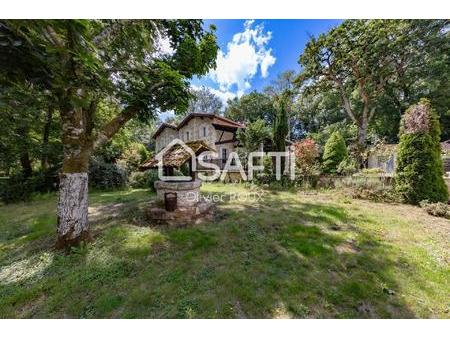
56,172 -> 90,248
56,104 -> 93,249
55,102 -> 136,249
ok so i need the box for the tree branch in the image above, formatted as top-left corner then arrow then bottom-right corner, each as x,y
92,105 -> 138,150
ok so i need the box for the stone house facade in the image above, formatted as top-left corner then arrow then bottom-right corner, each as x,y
153,113 -> 245,174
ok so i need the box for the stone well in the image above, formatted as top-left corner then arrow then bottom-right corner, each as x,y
154,179 -> 201,207
146,179 -> 215,226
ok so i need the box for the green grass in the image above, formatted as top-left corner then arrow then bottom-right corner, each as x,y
0,184 -> 449,318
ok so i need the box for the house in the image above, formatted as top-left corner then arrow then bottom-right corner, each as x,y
152,113 -> 246,180
367,144 -> 397,175
367,140 -> 450,176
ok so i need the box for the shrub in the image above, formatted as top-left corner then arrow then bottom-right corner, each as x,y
118,143 -> 151,173
338,176 -> 399,203
89,157 -> 128,190
337,157 -> 358,176
129,170 -> 158,191
395,99 -> 448,204
322,131 -> 348,174
254,155 -> 276,185
293,138 -> 320,176
419,200 -> 449,218
31,167 -> 59,193
0,174 -> 34,203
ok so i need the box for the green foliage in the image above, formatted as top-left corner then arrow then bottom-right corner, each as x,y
128,171 -> 158,191
236,119 -> 271,153
298,19 -> 449,148
395,100 -> 448,204
0,174 -> 34,204
224,91 -> 275,124
89,157 -> 128,190
273,91 -> 290,152
322,131 -> 348,174
336,157 -> 358,176
0,167 -> 59,204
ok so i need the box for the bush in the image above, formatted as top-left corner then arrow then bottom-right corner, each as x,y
0,174 -> 34,203
395,99 -> 448,204
419,200 -> 449,218
337,157 -> 358,176
129,170 -> 159,191
293,138 -> 320,176
322,131 -> 348,174
338,176 -> 399,203
89,157 -> 128,190
254,155 -> 276,185
118,143 -> 151,173
31,167 -> 59,193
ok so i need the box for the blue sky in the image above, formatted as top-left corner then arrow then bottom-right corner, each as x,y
191,19 -> 342,103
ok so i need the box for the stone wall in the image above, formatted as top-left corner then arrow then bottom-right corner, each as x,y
155,128 -> 178,152
154,180 -> 201,207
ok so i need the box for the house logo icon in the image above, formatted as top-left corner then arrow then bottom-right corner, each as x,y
156,138 -> 196,181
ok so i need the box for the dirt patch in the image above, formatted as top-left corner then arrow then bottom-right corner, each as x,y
336,240 -> 360,254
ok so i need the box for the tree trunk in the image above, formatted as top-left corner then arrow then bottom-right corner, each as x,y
56,104 -> 93,249
357,119 -> 368,168
41,108 -> 53,171
56,172 -> 90,248
20,150 -> 33,178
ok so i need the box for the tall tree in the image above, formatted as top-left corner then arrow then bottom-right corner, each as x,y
298,20 -> 449,158
187,86 -> 223,114
272,91 -> 290,173
395,99 -> 448,204
224,91 -> 275,124
0,20 -> 218,248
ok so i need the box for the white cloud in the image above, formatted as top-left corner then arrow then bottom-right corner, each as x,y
209,20 -> 276,97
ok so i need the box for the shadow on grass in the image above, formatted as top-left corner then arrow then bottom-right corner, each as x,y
0,186 -> 430,318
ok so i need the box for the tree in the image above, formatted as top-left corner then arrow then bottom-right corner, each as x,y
395,99 -> 448,204
0,20 -> 218,248
272,91 -> 290,173
224,91 -> 275,124
273,91 -> 290,151
322,131 -> 348,174
236,119 -> 271,152
187,86 -> 223,114
298,20 -> 449,159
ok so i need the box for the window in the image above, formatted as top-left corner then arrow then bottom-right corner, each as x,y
186,131 -> 190,140
203,126 -> 207,137
221,148 -> 227,161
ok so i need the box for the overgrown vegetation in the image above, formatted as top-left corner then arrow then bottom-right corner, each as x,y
419,200 -> 449,218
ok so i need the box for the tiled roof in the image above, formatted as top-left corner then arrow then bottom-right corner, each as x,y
152,113 -> 244,139
140,140 -> 216,169
152,123 -> 177,139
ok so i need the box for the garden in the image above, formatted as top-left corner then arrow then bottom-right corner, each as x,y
0,19 -> 449,319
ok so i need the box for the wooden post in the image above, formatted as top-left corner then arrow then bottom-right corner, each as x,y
189,159 -> 195,181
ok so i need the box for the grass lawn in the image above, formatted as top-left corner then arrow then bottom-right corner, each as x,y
0,183 -> 449,318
